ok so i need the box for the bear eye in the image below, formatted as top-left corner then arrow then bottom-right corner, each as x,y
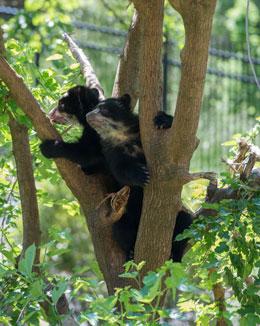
100,107 -> 110,117
59,103 -> 65,112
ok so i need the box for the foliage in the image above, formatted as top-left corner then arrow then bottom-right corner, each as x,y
2,0 -> 78,53
214,0 -> 260,53
0,230 -> 72,325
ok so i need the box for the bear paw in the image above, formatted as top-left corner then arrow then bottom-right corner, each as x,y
154,111 -> 173,129
135,164 -> 150,187
40,140 -> 62,158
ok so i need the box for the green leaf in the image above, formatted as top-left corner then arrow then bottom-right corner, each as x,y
0,265 -> 7,278
30,280 -> 43,298
51,280 -> 67,305
119,271 -> 138,279
215,242 -> 229,253
46,53 -> 63,61
18,244 -> 36,277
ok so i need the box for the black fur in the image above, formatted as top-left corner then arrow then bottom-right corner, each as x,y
86,95 -> 192,261
40,86 -> 106,174
86,94 -> 150,187
154,111 -> 173,129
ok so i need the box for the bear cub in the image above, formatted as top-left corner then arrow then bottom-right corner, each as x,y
86,94 -> 192,262
40,85 -> 106,175
86,94 -> 149,187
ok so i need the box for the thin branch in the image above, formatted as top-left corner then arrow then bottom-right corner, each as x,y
241,152 -> 257,180
209,269 -> 226,326
2,23 -> 41,264
8,115 -> 41,264
112,9 -> 143,108
154,164 -> 217,184
168,0 -> 217,165
0,26 -> 5,57
186,171 -> 217,183
63,33 -> 105,100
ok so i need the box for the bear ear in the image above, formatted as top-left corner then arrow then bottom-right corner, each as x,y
90,88 -> 100,99
120,94 -> 131,109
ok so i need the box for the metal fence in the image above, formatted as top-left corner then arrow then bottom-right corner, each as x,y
1,6 -> 259,171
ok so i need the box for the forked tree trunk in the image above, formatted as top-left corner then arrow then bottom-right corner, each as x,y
0,0 -> 217,293
134,0 -> 217,274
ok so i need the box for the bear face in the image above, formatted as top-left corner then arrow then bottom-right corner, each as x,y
86,94 -> 149,187
40,85 -> 106,174
86,94 -> 139,144
49,86 -> 99,126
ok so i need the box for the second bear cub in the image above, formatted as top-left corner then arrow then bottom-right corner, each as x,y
86,94 -> 150,187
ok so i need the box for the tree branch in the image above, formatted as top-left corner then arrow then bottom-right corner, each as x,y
132,0 -> 173,272
1,31 -> 71,319
0,55 -> 106,209
169,0 -> 217,165
0,26 -> 5,57
112,9 -> 143,108
8,115 -> 41,265
195,139 -> 260,219
134,0 -> 217,275
209,269 -> 226,326
0,57 -> 60,139
63,33 -> 105,99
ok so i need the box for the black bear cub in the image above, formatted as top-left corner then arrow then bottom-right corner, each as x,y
40,85 -> 106,175
86,94 -> 192,262
86,94 -> 149,187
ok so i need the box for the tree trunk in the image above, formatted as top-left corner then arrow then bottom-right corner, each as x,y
8,116 -> 41,264
134,0 -> 217,274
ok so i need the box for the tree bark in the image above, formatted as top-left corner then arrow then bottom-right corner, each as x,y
134,0 -> 217,274
112,9 -> 143,108
8,116 -> 41,264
